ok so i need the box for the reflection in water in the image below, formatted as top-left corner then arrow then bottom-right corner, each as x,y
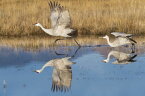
55,46 -> 81,57
103,50 -> 137,64
1,39 -> 145,96
35,57 -> 75,92
3,80 -> 7,96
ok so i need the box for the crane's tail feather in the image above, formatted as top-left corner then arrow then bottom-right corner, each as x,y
130,54 -> 137,60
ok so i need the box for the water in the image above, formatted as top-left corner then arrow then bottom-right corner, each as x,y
0,45 -> 145,96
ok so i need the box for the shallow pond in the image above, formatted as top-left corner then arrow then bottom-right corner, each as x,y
0,37 -> 145,96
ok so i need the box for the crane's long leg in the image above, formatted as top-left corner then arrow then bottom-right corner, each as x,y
55,38 -> 65,43
131,43 -> 135,53
71,46 -> 81,57
55,46 -> 81,58
55,38 -> 81,47
73,39 -> 81,47
55,51 -> 66,55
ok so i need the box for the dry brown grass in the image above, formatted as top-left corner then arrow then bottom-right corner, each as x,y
1,0 -> 145,36
0,36 -> 104,49
0,36 -> 145,51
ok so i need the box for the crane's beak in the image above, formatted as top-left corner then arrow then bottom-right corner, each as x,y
33,23 -> 37,26
101,36 -> 107,38
99,37 -> 103,38
72,62 -> 76,64
33,70 -> 40,74
102,60 -> 108,63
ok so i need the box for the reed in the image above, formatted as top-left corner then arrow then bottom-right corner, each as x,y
1,0 -> 145,36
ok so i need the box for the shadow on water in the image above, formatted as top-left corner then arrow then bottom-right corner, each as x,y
1,36 -> 145,95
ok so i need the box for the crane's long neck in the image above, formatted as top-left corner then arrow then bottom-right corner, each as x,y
104,51 -> 113,62
38,24 -> 47,31
106,36 -> 114,47
37,66 -> 46,73
36,61 -> 54,73
38,24 -> 53,35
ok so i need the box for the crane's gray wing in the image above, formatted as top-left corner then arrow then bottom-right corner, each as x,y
57,9 -> 71,28
59,67 -> 72,91
49,1 -> 61,28
111,32 -> 133,37
51,68 -> 61,92
51,67 -> 72,92
48,1 -> 71,28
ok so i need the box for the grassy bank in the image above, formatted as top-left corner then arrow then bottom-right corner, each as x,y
0,36 -> 145,51
1,0 -> 145,36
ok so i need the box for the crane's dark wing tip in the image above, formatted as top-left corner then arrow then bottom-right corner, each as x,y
48,1 -> 53,9
48,1 -> 66,11
51,81 -> 70,92
130,54 -> 137,60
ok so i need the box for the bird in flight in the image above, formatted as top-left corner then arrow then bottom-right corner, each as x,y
34,1 -> 80,46
101,32 -> 137,51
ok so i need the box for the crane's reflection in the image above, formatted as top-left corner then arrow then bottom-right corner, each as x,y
34,57 -> 75,92
103,50 -> 137,64
34,46 -> 80,92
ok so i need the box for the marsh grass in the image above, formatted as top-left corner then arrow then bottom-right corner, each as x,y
1,0 -> 145,36
0,36 -> 104,49
0,36 -> 144,52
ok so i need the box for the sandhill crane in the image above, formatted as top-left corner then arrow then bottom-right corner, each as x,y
34,57 -> 75,92
103,50 -> 137,64
34,1 -> 80,46
102,32 -> 137,49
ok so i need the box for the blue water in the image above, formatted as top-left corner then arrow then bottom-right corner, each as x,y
0,46 -> 145,96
